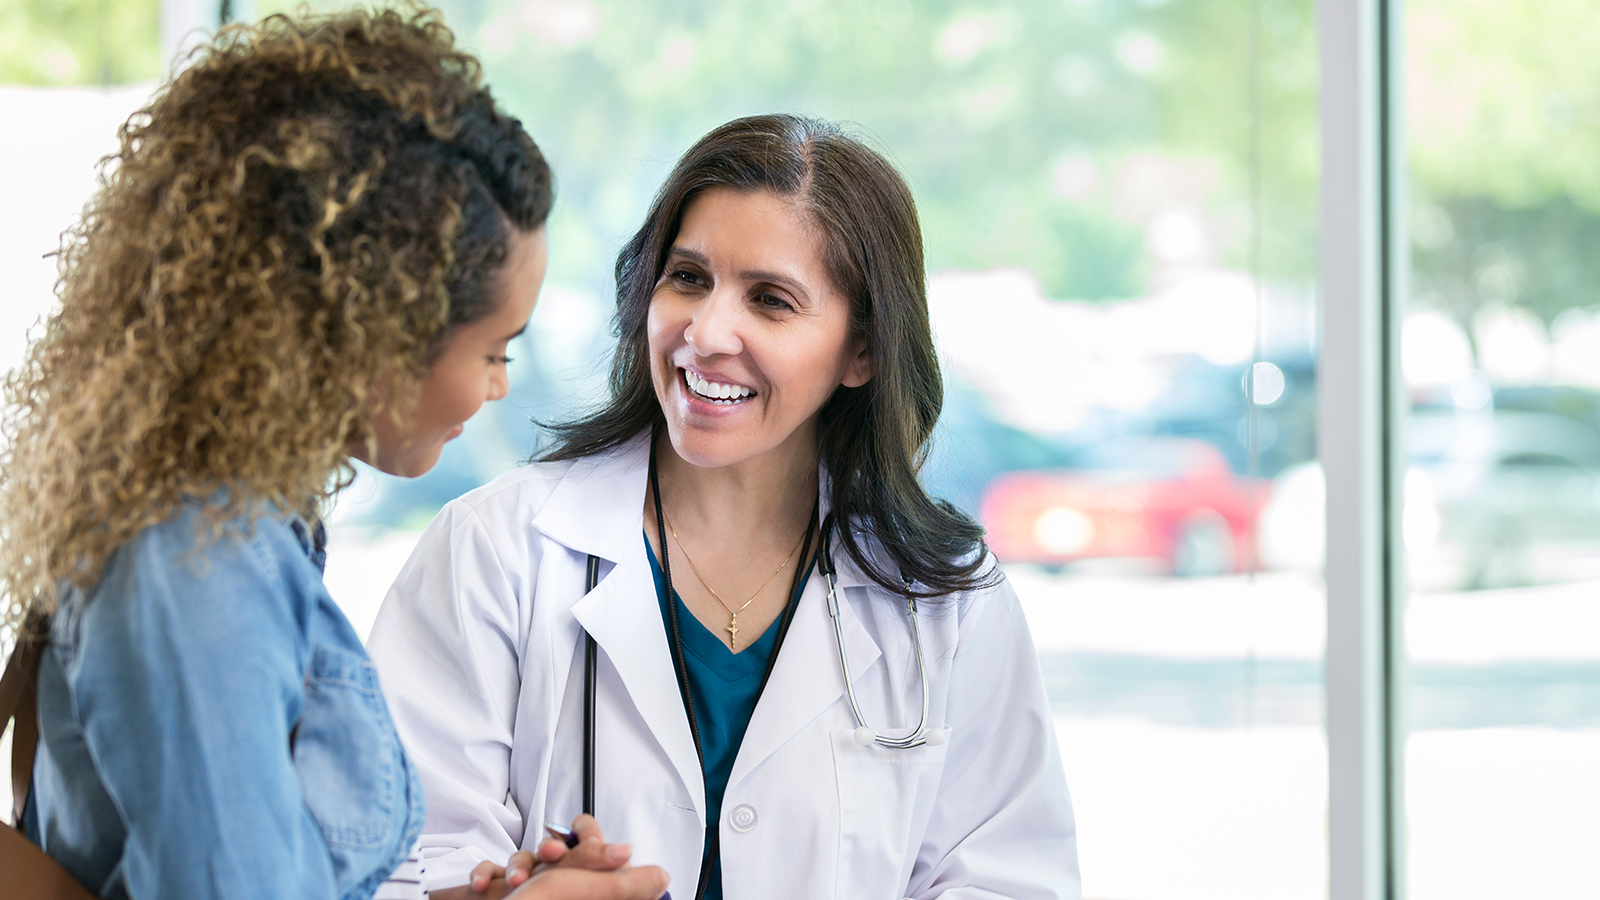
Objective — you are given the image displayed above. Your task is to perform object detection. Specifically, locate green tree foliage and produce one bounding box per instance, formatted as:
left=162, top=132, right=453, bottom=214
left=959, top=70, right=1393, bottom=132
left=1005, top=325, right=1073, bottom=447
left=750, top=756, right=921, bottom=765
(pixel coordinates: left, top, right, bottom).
left=251, top=0, right=1321, bottom=302
left=11, top=0, right=1594, bottom=326
left=1413, top=196, right=1600, bottom=331
left=8, top=0, right=1318, bottom=301
left=454, top=0, right=1324, bottom=301
left=435, top=0, right=1184, bottom=300
left=1154, top=0, right=1320, bottom=282
left=0, top=0, right=161, bottom=85
left=1405, top=0, right=1600, bottom=327
left=1408, top=0, right=1600, bottom=212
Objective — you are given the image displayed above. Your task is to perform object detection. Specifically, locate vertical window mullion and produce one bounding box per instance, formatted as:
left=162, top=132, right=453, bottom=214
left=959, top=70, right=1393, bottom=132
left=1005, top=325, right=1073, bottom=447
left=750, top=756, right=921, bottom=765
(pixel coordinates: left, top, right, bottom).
left=1319, top=0, right=1404, bottom=897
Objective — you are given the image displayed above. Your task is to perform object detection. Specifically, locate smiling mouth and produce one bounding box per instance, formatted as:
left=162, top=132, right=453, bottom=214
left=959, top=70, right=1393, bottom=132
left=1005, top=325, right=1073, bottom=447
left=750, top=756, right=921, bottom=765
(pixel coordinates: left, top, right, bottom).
left=683, top=368, right=755, bottom=405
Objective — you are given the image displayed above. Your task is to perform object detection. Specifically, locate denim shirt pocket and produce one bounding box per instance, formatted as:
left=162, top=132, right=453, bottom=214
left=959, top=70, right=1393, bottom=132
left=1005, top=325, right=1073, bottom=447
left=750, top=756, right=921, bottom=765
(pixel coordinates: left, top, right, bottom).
left=292, top=644, right=401, bottom=852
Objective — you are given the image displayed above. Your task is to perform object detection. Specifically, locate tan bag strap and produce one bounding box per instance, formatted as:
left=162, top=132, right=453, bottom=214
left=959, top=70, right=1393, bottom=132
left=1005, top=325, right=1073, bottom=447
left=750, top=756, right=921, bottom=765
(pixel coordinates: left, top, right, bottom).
left=2, top=617, right=47, bottom=827
left=0, top=615, right=99, bottom=900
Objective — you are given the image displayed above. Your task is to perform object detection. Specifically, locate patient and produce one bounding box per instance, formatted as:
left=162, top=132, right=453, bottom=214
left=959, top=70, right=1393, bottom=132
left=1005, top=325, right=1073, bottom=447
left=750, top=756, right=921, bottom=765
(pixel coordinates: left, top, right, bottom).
left=0, top=6, right=664, bottom=900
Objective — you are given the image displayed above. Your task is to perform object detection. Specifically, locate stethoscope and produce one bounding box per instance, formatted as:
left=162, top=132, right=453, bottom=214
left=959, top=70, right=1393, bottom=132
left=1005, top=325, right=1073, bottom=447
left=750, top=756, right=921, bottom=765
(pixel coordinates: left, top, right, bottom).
left=577, top=517, right=939, bottom=805
left=816, top=520, right=943, bottom=750
left=576, top=479, right=940, bottom=898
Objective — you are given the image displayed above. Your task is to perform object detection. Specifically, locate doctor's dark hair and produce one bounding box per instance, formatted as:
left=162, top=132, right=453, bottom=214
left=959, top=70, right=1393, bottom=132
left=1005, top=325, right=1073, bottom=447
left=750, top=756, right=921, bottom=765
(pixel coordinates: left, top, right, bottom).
left=542, top=114, right=994, bottom=599
left=1, top=6, right=552, bottom=632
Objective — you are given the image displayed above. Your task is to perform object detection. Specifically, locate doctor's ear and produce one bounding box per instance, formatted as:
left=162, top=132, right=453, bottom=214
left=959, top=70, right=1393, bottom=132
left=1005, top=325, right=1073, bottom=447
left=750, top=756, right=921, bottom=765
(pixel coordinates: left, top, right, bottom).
left=841, top=338, right=873, bottom=389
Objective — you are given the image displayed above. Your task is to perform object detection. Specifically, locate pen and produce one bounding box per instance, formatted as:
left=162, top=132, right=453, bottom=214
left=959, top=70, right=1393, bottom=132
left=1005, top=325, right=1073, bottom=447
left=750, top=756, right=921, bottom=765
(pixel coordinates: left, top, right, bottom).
left=543, top=821, right=580, bottom=848
left=540, top=822, right=670, bottom=900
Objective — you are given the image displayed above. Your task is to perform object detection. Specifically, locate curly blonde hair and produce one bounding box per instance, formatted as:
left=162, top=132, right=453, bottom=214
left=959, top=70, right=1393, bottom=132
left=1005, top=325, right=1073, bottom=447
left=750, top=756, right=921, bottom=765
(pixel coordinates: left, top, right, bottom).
left=0, top=5, right=552, bottom=635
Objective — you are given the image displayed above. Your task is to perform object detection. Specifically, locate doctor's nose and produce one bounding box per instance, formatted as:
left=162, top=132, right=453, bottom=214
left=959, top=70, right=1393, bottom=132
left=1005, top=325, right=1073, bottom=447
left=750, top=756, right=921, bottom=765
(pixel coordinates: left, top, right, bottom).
left=683, top=292, right=745, bottom=358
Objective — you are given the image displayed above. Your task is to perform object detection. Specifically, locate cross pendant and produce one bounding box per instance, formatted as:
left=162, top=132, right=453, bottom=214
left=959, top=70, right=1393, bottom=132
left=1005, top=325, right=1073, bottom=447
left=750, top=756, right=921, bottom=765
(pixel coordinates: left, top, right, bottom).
left=726, top=616, right=740, bottom=651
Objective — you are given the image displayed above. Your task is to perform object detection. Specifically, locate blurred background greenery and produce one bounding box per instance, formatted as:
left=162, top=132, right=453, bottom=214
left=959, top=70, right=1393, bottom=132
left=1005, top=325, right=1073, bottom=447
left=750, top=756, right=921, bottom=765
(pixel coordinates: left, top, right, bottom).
left=10, top=0, right=1597, bottom=366
left=5, top=0, right=1327, bottom=526
left=5, top=0, right=1317, bottom=299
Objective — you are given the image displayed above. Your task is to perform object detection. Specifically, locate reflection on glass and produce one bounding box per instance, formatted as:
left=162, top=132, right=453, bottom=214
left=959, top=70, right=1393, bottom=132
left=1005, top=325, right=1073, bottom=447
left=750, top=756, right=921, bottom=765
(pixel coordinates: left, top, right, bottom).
left=1403, top=0, right=1600, bottom=895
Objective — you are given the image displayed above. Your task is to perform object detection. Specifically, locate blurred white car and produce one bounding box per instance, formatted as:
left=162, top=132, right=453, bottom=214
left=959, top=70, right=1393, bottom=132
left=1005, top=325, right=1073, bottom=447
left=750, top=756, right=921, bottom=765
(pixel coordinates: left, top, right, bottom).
left=1258, top=411, right=1600, bottom=589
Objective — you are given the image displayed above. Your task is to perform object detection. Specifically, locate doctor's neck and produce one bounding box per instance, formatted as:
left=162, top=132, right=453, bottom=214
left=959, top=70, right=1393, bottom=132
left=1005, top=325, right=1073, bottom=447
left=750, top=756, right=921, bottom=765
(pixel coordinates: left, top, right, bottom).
left=650, top=429, right=819, bottom=542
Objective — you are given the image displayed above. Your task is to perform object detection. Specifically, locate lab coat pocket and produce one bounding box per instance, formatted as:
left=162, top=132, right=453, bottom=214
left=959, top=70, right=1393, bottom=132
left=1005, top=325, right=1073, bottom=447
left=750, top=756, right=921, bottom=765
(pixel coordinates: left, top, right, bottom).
left=831, top=729, right=950, bottom=899
left=294, top=645, right=401, bottom=851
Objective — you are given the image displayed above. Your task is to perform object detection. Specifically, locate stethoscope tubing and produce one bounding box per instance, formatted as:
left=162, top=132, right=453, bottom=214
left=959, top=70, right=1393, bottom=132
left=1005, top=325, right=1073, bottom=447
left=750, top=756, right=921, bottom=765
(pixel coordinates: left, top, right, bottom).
left=819, top=521, right=934, bottom=750
left=574, top=511, right=936, bottom=899
left=582, top=555, right=600, bottom=817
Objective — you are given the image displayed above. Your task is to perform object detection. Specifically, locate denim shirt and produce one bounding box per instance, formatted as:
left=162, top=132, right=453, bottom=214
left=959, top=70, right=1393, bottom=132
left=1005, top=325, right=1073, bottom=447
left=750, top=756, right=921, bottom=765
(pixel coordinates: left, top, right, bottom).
left=22, top=503, right=424, bottom=900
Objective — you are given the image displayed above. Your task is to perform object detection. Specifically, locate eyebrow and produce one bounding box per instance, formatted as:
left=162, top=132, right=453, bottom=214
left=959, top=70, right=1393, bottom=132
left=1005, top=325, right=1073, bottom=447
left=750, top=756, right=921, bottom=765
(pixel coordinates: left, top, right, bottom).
left=665, top=245, right=813, bottom=303
left=502, top=324, right=528, bottom=341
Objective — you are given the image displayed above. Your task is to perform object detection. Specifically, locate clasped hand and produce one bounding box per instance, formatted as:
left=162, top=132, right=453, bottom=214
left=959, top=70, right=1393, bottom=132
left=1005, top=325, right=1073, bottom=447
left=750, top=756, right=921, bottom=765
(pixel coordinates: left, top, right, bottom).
left=443, top=815, right=669, bottom=900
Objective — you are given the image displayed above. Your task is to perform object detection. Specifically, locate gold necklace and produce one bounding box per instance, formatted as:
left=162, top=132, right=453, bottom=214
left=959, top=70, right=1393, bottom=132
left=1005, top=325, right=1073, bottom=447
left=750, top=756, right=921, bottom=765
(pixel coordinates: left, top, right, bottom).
left=666, top=514, right=807, bottom=651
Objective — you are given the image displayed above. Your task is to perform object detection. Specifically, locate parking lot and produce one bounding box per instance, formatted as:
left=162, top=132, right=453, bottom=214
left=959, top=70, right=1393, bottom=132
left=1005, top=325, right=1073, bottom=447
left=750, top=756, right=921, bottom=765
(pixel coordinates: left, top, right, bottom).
left=312, top=532, right=1600, bottom=900
left=1012, top=567, right=1600, bottom=899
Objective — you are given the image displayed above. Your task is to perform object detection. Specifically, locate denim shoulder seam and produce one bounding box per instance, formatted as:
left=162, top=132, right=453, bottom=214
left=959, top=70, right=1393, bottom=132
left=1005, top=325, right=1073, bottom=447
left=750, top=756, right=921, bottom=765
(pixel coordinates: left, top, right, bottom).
left=242, top=516, right=296, bottom=602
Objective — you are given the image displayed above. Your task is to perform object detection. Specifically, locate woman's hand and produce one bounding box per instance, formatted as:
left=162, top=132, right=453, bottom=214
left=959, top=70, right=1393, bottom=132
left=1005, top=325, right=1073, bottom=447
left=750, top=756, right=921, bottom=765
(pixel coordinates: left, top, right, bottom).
left=506, top=865, right=669, bottom=900
left=430, top=864, right=667, bottom=900
left=451, top=810, right=636, bottom=890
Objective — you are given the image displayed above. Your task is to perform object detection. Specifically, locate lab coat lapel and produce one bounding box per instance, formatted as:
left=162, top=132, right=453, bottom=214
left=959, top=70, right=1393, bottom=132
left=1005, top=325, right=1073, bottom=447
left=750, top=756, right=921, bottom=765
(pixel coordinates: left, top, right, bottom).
left=568, top=530, right=708, bottom=820
left=727, top=553, right=881, bottom=791
left=530, top=436, right=650, bottom=565
left=536, top=437, right=707, bottom=818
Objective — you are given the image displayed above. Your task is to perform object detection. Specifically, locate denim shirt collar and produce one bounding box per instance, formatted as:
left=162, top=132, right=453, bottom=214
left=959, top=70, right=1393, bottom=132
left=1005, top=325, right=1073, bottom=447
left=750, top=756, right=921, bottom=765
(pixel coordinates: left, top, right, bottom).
left=287, top=517, right=328, bottom=574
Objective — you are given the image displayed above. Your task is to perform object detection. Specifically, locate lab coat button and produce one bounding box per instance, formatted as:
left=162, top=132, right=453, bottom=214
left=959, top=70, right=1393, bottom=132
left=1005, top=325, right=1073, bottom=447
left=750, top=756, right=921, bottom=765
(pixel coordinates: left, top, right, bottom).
left=729, top=804, right=758, bottom=833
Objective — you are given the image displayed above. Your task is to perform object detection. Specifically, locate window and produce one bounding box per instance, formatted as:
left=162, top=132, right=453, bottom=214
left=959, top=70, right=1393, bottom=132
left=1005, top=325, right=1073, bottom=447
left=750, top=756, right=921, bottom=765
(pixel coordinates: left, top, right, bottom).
left=1401, top=0, right=1600, bottom=895
left=3, top=4, right=1330, bottom=895
left=313, top=3, right=1330, bottom=896
left=8, top=1, right=1586, bottom=896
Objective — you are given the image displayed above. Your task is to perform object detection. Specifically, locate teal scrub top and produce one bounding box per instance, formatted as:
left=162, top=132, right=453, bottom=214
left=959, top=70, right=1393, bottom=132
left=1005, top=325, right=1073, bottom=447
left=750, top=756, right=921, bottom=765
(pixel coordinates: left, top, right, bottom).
left=644, top=536, right=813, bottom=900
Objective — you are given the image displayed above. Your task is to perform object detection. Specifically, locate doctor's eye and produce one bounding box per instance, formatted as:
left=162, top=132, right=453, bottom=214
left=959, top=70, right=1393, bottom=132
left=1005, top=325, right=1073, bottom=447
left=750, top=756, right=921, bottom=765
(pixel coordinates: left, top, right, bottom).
left=668, top=267, right=706, bottom=287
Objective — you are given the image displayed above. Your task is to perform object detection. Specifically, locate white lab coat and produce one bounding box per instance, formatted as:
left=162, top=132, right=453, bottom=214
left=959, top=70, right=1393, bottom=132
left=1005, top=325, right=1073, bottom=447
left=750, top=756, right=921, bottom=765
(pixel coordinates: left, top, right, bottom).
left=367, top=437, right=1079, bottom=899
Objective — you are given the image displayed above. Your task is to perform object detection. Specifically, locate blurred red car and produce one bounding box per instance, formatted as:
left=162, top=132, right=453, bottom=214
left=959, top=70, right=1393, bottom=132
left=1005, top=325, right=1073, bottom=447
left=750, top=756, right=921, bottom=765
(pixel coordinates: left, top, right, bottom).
left=979, top=437, right=1269, bottom=576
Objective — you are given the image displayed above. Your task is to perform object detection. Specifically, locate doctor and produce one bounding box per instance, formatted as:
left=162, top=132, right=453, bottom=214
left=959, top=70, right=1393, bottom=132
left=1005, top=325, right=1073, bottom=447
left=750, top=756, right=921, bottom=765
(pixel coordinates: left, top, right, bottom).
left=368, top=114, right=1079, bottom=900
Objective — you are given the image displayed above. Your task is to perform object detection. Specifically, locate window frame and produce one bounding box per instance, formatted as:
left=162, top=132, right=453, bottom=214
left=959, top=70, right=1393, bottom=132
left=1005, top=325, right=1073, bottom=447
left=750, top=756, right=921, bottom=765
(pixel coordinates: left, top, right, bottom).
left=1319, top=0, right=1407, bottom=897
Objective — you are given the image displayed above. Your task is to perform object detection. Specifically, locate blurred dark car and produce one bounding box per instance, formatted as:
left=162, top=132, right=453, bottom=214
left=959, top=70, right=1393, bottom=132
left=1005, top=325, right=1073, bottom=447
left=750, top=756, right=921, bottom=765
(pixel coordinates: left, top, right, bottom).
left=1493, top=383, right=1600, bottom=430
left=1139, top=353, right=1318, bottom=479
left=922, top=381, right=1077, bottom=517
left=979, top=437, right=1269, bottom=576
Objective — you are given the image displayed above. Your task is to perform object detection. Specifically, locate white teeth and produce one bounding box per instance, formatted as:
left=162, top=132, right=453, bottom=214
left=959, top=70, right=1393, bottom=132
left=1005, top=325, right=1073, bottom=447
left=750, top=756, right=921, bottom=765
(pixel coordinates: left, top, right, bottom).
left=685, top=370, right=752, bottom=403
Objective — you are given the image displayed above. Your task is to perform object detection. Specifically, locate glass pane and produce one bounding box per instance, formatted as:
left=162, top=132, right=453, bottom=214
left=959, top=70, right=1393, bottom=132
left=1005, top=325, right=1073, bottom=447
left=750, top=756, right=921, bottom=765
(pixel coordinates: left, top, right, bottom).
left=2, top=2, right=1326, bottom=895
left=1402, top=1, right=1600, bottom=895
left=360, top=3, right=1317, bottom=896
